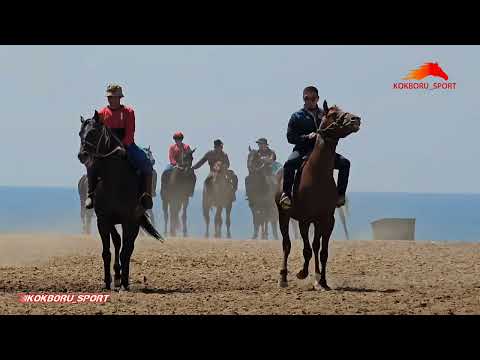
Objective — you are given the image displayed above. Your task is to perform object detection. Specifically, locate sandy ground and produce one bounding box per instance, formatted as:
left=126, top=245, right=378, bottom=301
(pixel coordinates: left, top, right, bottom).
left=1, top=233, right=480, bottom=315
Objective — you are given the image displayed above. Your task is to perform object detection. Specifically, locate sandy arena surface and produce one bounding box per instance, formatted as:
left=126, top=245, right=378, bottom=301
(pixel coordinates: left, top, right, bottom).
left=1, top=233, right=480, bottom=315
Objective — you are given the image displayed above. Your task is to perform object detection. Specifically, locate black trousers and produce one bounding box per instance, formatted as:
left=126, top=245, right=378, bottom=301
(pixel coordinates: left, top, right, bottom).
left=282, top=150, right=350, bottom=196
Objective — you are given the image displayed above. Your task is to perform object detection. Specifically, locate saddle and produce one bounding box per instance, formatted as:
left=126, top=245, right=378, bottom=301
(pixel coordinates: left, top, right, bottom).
left=292, top=154, right=310, bottom=198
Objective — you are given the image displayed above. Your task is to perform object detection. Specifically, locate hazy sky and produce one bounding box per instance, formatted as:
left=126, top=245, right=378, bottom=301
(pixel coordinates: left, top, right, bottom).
left=0, top=45, right=478, bottom=193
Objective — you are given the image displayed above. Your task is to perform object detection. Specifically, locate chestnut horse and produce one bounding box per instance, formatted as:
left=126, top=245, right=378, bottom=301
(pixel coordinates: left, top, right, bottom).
left=275, top=101, right=361, bottom=290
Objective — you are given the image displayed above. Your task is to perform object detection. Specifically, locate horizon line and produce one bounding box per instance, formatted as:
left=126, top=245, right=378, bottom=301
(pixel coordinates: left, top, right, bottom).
left=1, top=185, right=480, bottom=196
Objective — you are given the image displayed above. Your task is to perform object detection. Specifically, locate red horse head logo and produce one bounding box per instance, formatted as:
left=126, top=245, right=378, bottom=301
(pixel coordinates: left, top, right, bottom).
left=403, top=62, right=449, bottom=81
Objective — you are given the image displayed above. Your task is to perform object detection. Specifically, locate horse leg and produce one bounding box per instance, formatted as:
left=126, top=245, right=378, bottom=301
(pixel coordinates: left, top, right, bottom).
left=170, top=200, right=179, bottom=237
left=86, top=210, right=93, bottom=235
left=214, top=207, right=222, bottom=238
left=250, top=207, right=258, bottom=240
left=162, top=199, right=169, bottom=236
left=317, top=216, right=335, bottom=290
left=97, top=217, right=112, bottom=290
left=262, top=214, right=268, bottom=240
left=119, top=223, right=140, bottom=291
left=226, top=203, right=232, bottom=239
left=203, top=203, right=210, bottom=238
left=80, top=200, right=86, bottom=234
left=111, top=225, right=122, bottom=289
left=296, top=221, right=312, bottom=280
left=278, top=209, right=291, bottom=287
left=182, top=199, right=189, bottom=237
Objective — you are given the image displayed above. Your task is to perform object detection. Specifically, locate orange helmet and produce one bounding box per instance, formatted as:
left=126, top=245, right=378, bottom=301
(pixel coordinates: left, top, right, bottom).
left=173, top=131, right=184, bottom=140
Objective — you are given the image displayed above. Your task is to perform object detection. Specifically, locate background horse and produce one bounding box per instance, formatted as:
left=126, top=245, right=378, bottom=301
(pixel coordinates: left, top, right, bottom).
left=161, top=148, right=196, bottom=237
left=78, top=174, right=95, bottom=234
left=78, top=111, right=162, bottom=291
left=202, top=160, right=237, bottom=238
left=275, top=101, right=361, bottom=290
left=245, top=146, right=279, bottom=240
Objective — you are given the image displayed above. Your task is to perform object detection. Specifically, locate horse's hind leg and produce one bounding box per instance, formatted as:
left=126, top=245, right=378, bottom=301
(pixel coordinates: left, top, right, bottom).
left=271, top=220, right=279, bottom=240
left=170, top=201, right=179, bottom=237
left=80, top=200, right=86, bottom=234
left=97, top=217, right=112, bottom=290
left=225, top=204, right=232, bottom=239
left=86, top=210, right=93, bottom=235
left=250, top=207, right=259, bottom=240
left=203, top=202, right=210, bottom=238
left=278, top=208, right=291, bottom=287
left=120, top=223, right=140, bottom=291
left=182, top=199, right=189, bottom=237
left=214, top=207, right=222, bottom=238
left=162, top=200, right=169, bottom=236
left=296, top=221, right=312, bottom=280
left=111, top=225, right=122, bottom=289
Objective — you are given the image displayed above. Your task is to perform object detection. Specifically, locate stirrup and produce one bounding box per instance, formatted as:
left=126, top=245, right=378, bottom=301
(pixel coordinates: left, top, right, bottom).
left=279, top=193, right=292, bottom=209
left=85, top=196, right=94, bottom=209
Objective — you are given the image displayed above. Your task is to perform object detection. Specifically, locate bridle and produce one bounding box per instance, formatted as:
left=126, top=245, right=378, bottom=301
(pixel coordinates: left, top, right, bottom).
left=82, top=121, right=125, bottom=159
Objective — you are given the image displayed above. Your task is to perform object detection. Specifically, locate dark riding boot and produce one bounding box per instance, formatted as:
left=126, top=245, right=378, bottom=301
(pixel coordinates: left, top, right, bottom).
left=280, top=166, right=295, bottom=209
left=335, top=154, right=350, bottom=208
left=140, top=174, right=154, bottom=210
left=85, top=167, right=98, bottom=209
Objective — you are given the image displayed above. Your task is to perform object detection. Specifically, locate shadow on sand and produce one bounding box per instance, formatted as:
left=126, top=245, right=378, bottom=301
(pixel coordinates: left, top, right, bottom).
left=138, top=287, right=194, bottom=295
left=335, top=287, right=399, bottom=294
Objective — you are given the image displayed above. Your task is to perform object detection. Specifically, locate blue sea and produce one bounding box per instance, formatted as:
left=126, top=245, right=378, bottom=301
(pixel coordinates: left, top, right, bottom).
left=1, top=186, right=479, bottom=242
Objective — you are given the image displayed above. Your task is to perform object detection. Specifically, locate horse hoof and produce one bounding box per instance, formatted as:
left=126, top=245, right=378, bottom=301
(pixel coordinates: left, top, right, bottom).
left=114, top=278, right=122, bottom=288
left=119, top=285, right=130, bottom=292
left=321, top=282, right=331, bottom=291
left=296, top=270, right=308, bottom=280
left=278, top=279, right=288, bottom=288
left=313, top=274, right=330, bottom=291
left=104, top=284, right=111, bottom=290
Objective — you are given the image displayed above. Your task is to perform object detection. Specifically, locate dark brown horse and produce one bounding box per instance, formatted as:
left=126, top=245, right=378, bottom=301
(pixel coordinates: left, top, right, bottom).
left=78, top=111, right=163, bottom=291
left=275, top=101, right=361, bottom=290
left=245, top=147, right=279, bottom=240
left=162, top=148, right=196, bottom=237
left=202, top=161, right=237, bottom=238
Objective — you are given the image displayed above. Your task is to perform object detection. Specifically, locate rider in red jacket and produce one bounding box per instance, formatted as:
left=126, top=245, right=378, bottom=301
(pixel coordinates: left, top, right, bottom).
left=85, top=84, right=154, bottom=210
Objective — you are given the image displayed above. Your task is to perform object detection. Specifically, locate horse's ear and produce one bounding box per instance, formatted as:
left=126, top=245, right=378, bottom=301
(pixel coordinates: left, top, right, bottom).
left=80, top=116, right=85, bottom=123
left=248, top=145, right=251, bottom=152
left=192, top=147, right=196, bottom=153
left=147, top=146, right=150, bottom=151
left=323, top=100, right=329, bottom=114
left=93, top=110, right=100, bottom=122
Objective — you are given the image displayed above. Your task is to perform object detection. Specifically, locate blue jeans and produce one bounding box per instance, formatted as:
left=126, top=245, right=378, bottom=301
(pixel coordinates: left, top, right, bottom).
left=127, top=143, right=153, bottom=176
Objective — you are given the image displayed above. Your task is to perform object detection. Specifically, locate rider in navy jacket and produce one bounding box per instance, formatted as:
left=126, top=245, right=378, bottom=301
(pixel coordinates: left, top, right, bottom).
left=280, top=86, right=350, bottom=209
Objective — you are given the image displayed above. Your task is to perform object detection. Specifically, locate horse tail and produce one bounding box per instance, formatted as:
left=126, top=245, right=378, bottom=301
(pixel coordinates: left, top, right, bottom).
left=140, top=213, right=164, bottom=242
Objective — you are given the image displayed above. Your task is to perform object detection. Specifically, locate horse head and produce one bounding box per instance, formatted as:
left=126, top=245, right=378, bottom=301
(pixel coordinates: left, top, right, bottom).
left=142, top=146, right=156, bottom=166
left=78, top=110, right=109, bottom=164
left=247, top=146, right=262, bottom=173
left=182, top=147, right=196, bottom=168
left=319, top=100, right=361, bottom=141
